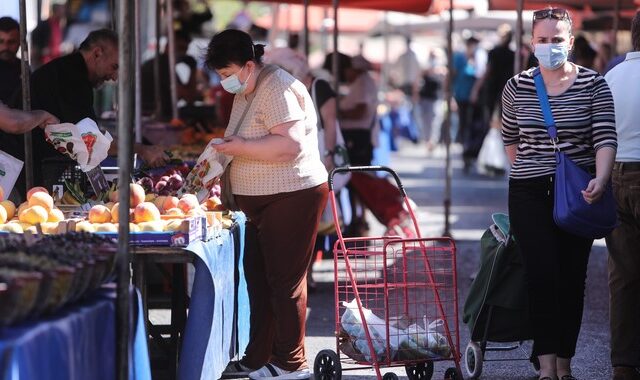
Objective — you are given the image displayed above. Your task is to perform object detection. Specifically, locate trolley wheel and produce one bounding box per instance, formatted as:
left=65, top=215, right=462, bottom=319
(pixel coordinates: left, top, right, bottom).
left=444, top=367, right=462, bottom=380
left=464, top=342, right=484, bottom=379
left=382, top=373, right=399, bottom=380
left=314, top=349, right=342, bottom=380
left=405, top=362, right=434, bottom=380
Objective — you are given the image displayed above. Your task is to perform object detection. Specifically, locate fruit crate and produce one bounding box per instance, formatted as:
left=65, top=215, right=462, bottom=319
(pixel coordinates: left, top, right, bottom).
left=91, top=216, right=207, bottom=247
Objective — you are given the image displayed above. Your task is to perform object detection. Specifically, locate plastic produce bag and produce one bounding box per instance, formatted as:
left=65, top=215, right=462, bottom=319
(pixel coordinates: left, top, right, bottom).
left=395, top=317, right=452, bottom=360
left=179, top=138, right=231, bottom=202
left=477, top=128, right=509, bottom=175
left=0, top=150, right=23, bottom=196
left=340, top=299, right=401, bottom=362
left=44, top=118, right=113, bottom=172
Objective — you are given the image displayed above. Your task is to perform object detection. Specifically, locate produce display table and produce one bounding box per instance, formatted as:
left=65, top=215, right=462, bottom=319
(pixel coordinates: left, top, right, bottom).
left=132, top=213, right=249, bottom=380
left=0, top=287, right=151, bottom=380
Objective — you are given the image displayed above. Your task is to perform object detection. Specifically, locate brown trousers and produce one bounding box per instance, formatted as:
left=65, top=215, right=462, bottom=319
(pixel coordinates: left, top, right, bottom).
left=236, top=183, right=329, bottom=371
left=606, top=165, right=640, bottom=368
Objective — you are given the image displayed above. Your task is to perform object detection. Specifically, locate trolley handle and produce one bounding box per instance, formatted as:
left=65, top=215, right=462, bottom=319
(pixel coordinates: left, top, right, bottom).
left=328, top=165, right=407, bottom=198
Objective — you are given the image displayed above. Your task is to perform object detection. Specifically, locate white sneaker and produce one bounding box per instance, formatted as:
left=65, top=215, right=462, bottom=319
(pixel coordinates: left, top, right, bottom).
left=248, top=363, right=311, bottom=380
left=221, top=361, right=253, bottom=378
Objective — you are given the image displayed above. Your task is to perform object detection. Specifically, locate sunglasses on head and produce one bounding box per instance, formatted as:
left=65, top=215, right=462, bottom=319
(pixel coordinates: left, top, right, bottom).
left=533, top=8, right=571, bottom=24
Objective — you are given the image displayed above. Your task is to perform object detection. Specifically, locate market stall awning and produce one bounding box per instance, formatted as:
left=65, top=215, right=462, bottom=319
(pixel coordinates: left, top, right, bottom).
left=489, top=0, right=640, bottom=11
left=255, top=4, right=381, bottom=32
left=264, top=0, right=432, bottom=14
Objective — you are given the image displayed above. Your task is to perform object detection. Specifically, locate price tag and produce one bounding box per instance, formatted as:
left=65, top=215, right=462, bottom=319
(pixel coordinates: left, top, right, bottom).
left=85, top=166, right=110, bottom=195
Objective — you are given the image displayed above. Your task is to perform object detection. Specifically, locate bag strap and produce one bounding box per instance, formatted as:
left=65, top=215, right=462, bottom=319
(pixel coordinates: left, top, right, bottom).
left=228, top=64, right=279, bottom=136
left=532, top=67, right=558, bottom=141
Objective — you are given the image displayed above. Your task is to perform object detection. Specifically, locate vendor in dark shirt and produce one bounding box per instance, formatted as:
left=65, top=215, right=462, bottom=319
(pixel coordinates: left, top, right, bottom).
left=0, top=17, right=22, bottom=105
left=12, top=29, right=169, bottom=191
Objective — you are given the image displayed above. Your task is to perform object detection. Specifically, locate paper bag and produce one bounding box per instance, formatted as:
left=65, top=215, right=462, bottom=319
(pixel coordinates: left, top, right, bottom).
left=178, top=138, right=231, bottom=202
left=44, top=118, right=113, bottom=172
left=0, top=150, right=24, bottom=197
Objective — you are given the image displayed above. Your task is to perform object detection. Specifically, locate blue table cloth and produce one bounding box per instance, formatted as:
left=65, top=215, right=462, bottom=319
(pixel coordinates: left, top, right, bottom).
left=178, top=213, right=248, bottom=380
left=0, top=287, right=151, bottom=380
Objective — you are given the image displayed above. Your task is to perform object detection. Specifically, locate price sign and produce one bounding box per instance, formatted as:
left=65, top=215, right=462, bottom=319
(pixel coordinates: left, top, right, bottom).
left=85, top=166, right=110, bottom=195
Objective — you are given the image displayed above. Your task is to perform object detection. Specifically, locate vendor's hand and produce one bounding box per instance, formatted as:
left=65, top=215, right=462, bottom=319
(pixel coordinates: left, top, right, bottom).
left=34, top=110, right=59, bottom=128
left=582, top=177, right=607, bottom=204
left=212, top=135, right=246, bottom=156
left=139, top=145, right=170, bottom=168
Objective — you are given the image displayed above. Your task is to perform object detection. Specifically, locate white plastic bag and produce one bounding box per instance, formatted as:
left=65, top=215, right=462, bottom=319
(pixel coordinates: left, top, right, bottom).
left=0, top=150, right=23, bottom=196
left=178, top=138, right=231, bottom=202
left=44, top=118, right=113, bottom=172
left=340, top=299, right=401, bottom=362
left=477, top=128, right=509, bottom=174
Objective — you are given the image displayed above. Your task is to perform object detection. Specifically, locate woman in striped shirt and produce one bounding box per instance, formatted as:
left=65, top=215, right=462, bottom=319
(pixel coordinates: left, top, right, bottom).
left=501, top=8, right=616, bottom=380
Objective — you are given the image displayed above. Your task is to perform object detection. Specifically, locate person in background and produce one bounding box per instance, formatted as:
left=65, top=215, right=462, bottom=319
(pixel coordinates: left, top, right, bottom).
left=173, top=0, right=213, bottom=36
left=594, top=41, right=612, bottom=74
left=392, top=37, right=421, bottom=100
left=0, top=17, right=22, bottom=105
left=571, top=35, right=597, bottom=70
left=604, top=10, right=640, bottom=380
left=0, top=102, right=58, bottom=134
left=417, top=54, right=441, bottom=153
left=502, top=7, right=616, bottom=380
left=141, top=30, right=201, bottom=120
left=10, top=29, right=168, bottom=192
left=470, top=23, right=514, bottom=124
left=31, top=1, right=68, bottom=68
left=208, top=29, right=328, bottom=380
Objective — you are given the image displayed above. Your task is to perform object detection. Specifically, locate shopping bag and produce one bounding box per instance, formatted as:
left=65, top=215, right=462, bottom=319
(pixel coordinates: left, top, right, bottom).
left=0, top=150, right=23, bottom=197
left=477, top=127, right=509, bottom=175
left=44, top=118, right=113, bottom=172
left=179, top=138, right=230, bottom=203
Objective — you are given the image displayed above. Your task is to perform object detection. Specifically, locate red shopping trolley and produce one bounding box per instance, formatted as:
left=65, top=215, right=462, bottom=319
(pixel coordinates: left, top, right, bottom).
left=313, top=166, right=463, bottom=380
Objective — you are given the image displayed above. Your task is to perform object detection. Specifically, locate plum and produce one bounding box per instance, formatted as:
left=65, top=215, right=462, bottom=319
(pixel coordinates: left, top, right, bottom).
left=154, top=180, right=167, bottom=192
left=136, top=177, right=155, bottom=193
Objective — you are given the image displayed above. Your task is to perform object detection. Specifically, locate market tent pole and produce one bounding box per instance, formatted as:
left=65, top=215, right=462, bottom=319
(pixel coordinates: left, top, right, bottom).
left=166, top=0, right=179, bottom=120
left=514, top=0, right=523, bottom=74
left=303, top=0, right=310, bottom=57
left=135, top=0, right=142, bottom=143
left=443, top=0, right=453, bottom=237
left=381, top=11, right=389, bottom=93
left=613, top=0, right=621, bottom=58
left=19, top=0, right=33, bottom=190
left=332, top=0, right=340, bottom=102
left=116, top=0, right=135, bottom=377
left=154, top=0, right=163, bottom=118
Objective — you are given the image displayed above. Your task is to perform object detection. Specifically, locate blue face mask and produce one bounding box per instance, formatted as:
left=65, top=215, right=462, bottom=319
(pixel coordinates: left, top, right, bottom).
left=534, top=43, right=569, bottom=70
left=220, top=65, right=252, bottom=94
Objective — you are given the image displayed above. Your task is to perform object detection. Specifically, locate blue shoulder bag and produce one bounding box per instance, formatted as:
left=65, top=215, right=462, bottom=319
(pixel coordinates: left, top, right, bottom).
left=532, top=68, right=617, bottom=239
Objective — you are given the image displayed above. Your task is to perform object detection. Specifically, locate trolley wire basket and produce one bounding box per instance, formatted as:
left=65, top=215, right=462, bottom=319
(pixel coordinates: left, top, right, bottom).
left=314, top=166, right=463, bottom=380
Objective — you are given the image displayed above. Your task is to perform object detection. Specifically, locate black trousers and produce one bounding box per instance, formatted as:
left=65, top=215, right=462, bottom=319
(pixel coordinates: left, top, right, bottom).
left=508, top=175, right=593, bottom=358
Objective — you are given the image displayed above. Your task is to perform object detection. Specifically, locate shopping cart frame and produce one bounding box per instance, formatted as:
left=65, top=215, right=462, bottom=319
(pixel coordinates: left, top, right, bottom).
left=314, top=166, right=464, bottom=380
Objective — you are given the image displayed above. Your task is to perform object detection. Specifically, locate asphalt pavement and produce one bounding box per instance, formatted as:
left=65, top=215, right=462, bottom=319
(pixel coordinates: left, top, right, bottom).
left=304, top=141, right=611, bottom=380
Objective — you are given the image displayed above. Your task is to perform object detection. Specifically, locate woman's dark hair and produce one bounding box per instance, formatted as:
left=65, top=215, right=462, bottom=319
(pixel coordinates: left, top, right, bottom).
left=632, top=10, right=640, bottom=52
left=204, top=29, right=265, bottom=70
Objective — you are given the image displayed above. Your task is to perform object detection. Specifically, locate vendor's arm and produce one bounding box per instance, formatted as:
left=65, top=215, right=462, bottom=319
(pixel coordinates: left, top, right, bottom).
left=0, top=104, right=59, bottom=134
left=106, top=136, right=170, bottom=167
left=214, top=120, right=303, bottom=162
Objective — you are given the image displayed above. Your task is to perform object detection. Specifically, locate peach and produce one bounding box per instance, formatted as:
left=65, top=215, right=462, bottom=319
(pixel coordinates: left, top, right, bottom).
left=28, top=192, right=54, bottom=212
left=26, top=186, right=48, bottom=201
left=75, top=221, right=95, bottom=233
left=206, top=196, right=225, bottom=211
left=187, top=208, right=206, bottom=218
left=129, top=223, right=140, bottom=233
left=19, top=205, right=48, bottom=225
left=164, top=207, right=184, bottom=217
left=0, top=223, right=22, bottom=233
left=130, top=183, right=146, bottom=207
left=0, top=185, right=3, bottom=201
left=134, top=202, right=161, bottom=223
left=40, top=222, right=60, bottom=234
left=178, top=194, right=199, bottom=213
left=145, top=193, right=157, bottom=202
left=47, top=208, right=65, bottom=222
left=137, top=221, right=165, bottom=232
left=164, top=219, right=186, bottom=232
left=163, top=196, right=179, bottom=212
left=0, top=200, right=15, bottom=220
left=110, top=203, right=134, bottom=224
left=0, top=206, right=6, bottom=224
left=89, top=205, right=112, bottom=223
left=94, top=223, right=118, bottom=233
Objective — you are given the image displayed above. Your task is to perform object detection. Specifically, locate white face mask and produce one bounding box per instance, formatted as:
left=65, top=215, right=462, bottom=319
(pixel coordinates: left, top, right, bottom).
left=534, top=43, right=569, bottom=70
left=220, top=65, right=252, bottom=94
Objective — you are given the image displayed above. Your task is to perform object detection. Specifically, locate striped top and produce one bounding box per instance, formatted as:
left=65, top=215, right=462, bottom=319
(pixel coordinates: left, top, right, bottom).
left=501, top=66, right=617, bottom=179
